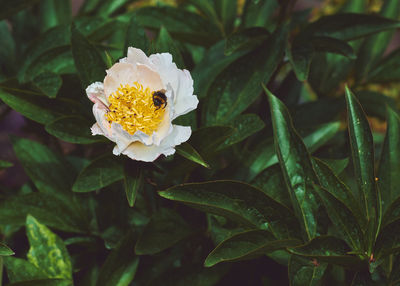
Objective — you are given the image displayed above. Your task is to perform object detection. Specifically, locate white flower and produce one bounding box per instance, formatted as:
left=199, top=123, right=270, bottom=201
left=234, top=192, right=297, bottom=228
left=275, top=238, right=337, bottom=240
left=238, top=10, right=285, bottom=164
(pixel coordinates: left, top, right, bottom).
left=86, top=47, right=199, bottom=162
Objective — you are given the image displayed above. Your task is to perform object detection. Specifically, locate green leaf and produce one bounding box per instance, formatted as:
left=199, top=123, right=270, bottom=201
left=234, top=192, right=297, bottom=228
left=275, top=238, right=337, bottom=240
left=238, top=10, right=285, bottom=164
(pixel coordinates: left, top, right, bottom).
left=242, top=0, right=278, bottom=29
left=135, top=6, right=221, bottom=46
left=345, top=87, right=379, bottom=240
left=240, top=121, right=341, bottom=182
left=290, top=236, right=362, bottom=268
left=351, top=271, right=374, bottom=286
left=378, top=107, right=400, bottom=211
left=0, top=0, right=40, bottom=20
left=96, top=0, right=130, bottom=17
left=375, top=219, right=400, bottom=259
left=214, top=0, right=237, bottom=35
left=224, top=27, right=269, bottom=56
left=124, top=163, right=143, bottom=207
left=135, top=209, right=191, bottom=255
left=38, top=0, right=71, bottom=32
left=191, top=40, right=247, bottom=99
left=266, top=87, right=319, bottom=241
left=11, top=136, right=77, bottom=195
left=96, top=233, right=139, bottom=286
left=204, top=230, right=301, bottom=267
left=0, top=159, right=13, bottom=168
left=72, top=155, right=124, bottom=193
left=288, top=254, right=327, bottom=286
left=159, top=181, right=300, bottom=240
left=368, top=47, right=400, bottom=83
left=319, top=158, right=349, bottom=176
left=204, top=26, right=287, bottom=125
left=355, top=0, right=400, bottom=82
left=32, top=72, right=62, bottom=98
left=0, top=20, right=16, bottom=76
left=355, top=90, right=396, bottom=119
left=26, top=215, right=72, bottom=280
left=4, top=257, right=47, bottom=283
left=124, top=15, right=149, bottom=55
left=0, top=193, right=88, bottom=233
left=45, top=115, right=104, bottom=144
left=0, top=242, right=14, bottom=256
left=6, top=279, right=72, bottom=286
left=218, top=113, right=265, bottom=150
left=0, top=86, right=76, bottom=125
left=302, top=13, right=400, bottom=41
left=155, top=26, right=185, bottom=69
left=71, top=24, right=106, bottom=87
left=382, top=196, right=400, bottom=227
left=175, top=142, right=210, bottom=168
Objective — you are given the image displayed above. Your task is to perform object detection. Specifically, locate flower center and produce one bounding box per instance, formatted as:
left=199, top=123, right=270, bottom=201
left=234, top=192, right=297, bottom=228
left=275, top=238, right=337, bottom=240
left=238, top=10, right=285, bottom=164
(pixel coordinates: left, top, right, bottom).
left=106, top=82, right=165, bottom=135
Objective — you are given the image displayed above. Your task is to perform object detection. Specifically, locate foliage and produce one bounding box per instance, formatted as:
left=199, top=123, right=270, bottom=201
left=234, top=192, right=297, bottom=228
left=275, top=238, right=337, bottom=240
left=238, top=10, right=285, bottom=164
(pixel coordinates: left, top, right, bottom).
left=1, top=0, right=400, bottom=285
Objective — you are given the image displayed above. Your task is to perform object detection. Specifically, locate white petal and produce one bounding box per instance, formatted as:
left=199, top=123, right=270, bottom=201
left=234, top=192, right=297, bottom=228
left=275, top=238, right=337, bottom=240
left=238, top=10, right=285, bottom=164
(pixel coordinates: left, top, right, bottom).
left=136, top=64, right=164, bottom=90
left=172, top=70, right=199, bottom=119
left=91, top=123, right=103, bottom=136
left=86, top=82, right=108, bottom=107
left=111, top=123, right=152, bottom=155
left=104, top=62, right=138, bottom=97
left=126, top=47, right=154, bottom=67
left=122, top=125, right=191, bottom=162
left=149, top=53, right=179, bottom=92
left=93, top=103, right=113, bottom=140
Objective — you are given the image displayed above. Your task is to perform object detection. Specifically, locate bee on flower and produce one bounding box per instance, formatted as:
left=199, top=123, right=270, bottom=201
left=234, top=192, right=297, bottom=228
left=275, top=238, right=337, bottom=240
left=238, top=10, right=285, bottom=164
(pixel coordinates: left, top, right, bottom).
left=86, top=47, right=199, bottom=162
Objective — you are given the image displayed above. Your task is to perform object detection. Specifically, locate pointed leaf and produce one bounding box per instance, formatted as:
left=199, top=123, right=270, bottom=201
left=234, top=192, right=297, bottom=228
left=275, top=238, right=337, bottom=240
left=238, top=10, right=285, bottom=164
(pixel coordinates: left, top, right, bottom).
left=26, top=215, right=72, bottom=280
left=290, top=236, right=362, bottom=268
left=375, top=219, right=400, bottom=259
left=4, top=257, right=47, bottom=283
left=378, top=107, right=400, bottom=210
left=72, top=155, right=124, bottom=193
left=289, top=254, right=327, bottom=286
left=176, top=142, right=210, bottom=168
left=224, top=27, right=269, bottom=56
left=32, top=72, right=62, bottom=98
left=124, top=164, right=143, bottom=207
left=266, top=87, right=319, bottom=240
left=345, top=87, right=379, bottom=226
left=204, top=230, right=301, bottom=267
left=159, top=181, right=300, bottom=240
left=369, top=47, right=400, bottom=83
left=0, top=242, right=14, bottom=256
left=45, top=115, right=104, bottom=144
left=71, top=24, right=106, bottom=87
left=135, top=209, right=191, bottom=255
left=0, top=0, right=40, bottom=20
left=97, top=233, right=139, bottom=286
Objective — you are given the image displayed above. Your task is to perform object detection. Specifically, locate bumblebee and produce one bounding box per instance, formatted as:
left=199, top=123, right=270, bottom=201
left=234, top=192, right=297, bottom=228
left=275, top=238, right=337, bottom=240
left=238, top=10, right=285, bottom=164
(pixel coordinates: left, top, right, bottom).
left=152, top=90, right=167, bottom=110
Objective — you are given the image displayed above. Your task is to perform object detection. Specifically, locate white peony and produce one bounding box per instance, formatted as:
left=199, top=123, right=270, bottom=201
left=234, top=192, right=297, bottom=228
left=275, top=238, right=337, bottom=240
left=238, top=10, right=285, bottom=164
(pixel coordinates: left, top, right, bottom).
left=86, top=47, right=198, bottom=162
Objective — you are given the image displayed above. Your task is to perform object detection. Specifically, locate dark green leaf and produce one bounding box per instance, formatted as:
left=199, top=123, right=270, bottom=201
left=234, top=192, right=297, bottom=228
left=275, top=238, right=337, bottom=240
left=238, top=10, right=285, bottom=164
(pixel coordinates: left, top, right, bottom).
left=319, top=158, right=349, bottom=176
left=382, top=196, right=400, bottom=227
left=0, top=193, right=88, bottom=233
left=288, top=254, right=327, bottom=286
left=378, top=107, right=400, bottom=211
left=124, top=164, right=143, bottom=207
left=218, top=113, right=265, bottom=150
left=290, top=236, right=362, bottom=268
left=155, top=27, right=184, bottom=69
left=124, top=15, right=149, bottom=55
left=0, top=87, right=76, bottom=124
left=32, top=72, right=62, bottom=98
left=159, top=181, right=300, bottom=240
left=266, top=87, right=319, bottom=241
left=345, top=87, right=379, bottom=244
left=369, top=47, right=400, bottom=83
left=71, top=24, right=106, bottom=87
left=0, top=20, right=16, bottom=76
left=355, top=0, right=400, bottom=82
left=4, top=257, right=47, bottom=283
left=97, top=233, right=139, bottom=286
left=45, top=115, right=104, bottom=144
left=375, top=219, right=400, bottom=259
left=135, top=209, right=191, bottom=255
left=355, top=90, right=396, bottom=119
left=38, top=0, right=71, bottom=32
left=11, top=136, right=76, bottom=195
left=242, top=0, right=278, bottom=29
left=135, top=6, right=221, bottom=46
left=176, top=142, right=210, bottom=168
left=204, top=230, right=301, bottom=267
left=72, top=155, right=124, bottom=193
left=205, top=26, right=287, bottom=125
left=26, top=215, right=72, bottom=280
left=97, top=0, right=130, bottom=17
left=0, top=242, right=14, bottom=256
left=351, top=271, right=374, bottom=286
left=224, top=27, right=269, bottom=56
left=0, top=0, right=40, bottom=21
left=302, top=13, right=400, bottom=41
left=214, top=0, right=237, bottom=35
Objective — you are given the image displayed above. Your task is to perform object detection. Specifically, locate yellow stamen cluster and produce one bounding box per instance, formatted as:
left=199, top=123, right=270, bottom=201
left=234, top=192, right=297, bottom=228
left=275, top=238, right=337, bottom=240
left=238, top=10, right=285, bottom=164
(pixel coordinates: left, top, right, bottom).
left=106, top=82, right=165, bottom=135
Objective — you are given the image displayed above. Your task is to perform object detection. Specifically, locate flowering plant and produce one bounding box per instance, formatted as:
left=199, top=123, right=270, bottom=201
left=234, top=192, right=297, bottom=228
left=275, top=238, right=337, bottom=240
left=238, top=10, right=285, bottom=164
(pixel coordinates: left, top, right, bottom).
left=86, top=48, right=198, bottom=162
